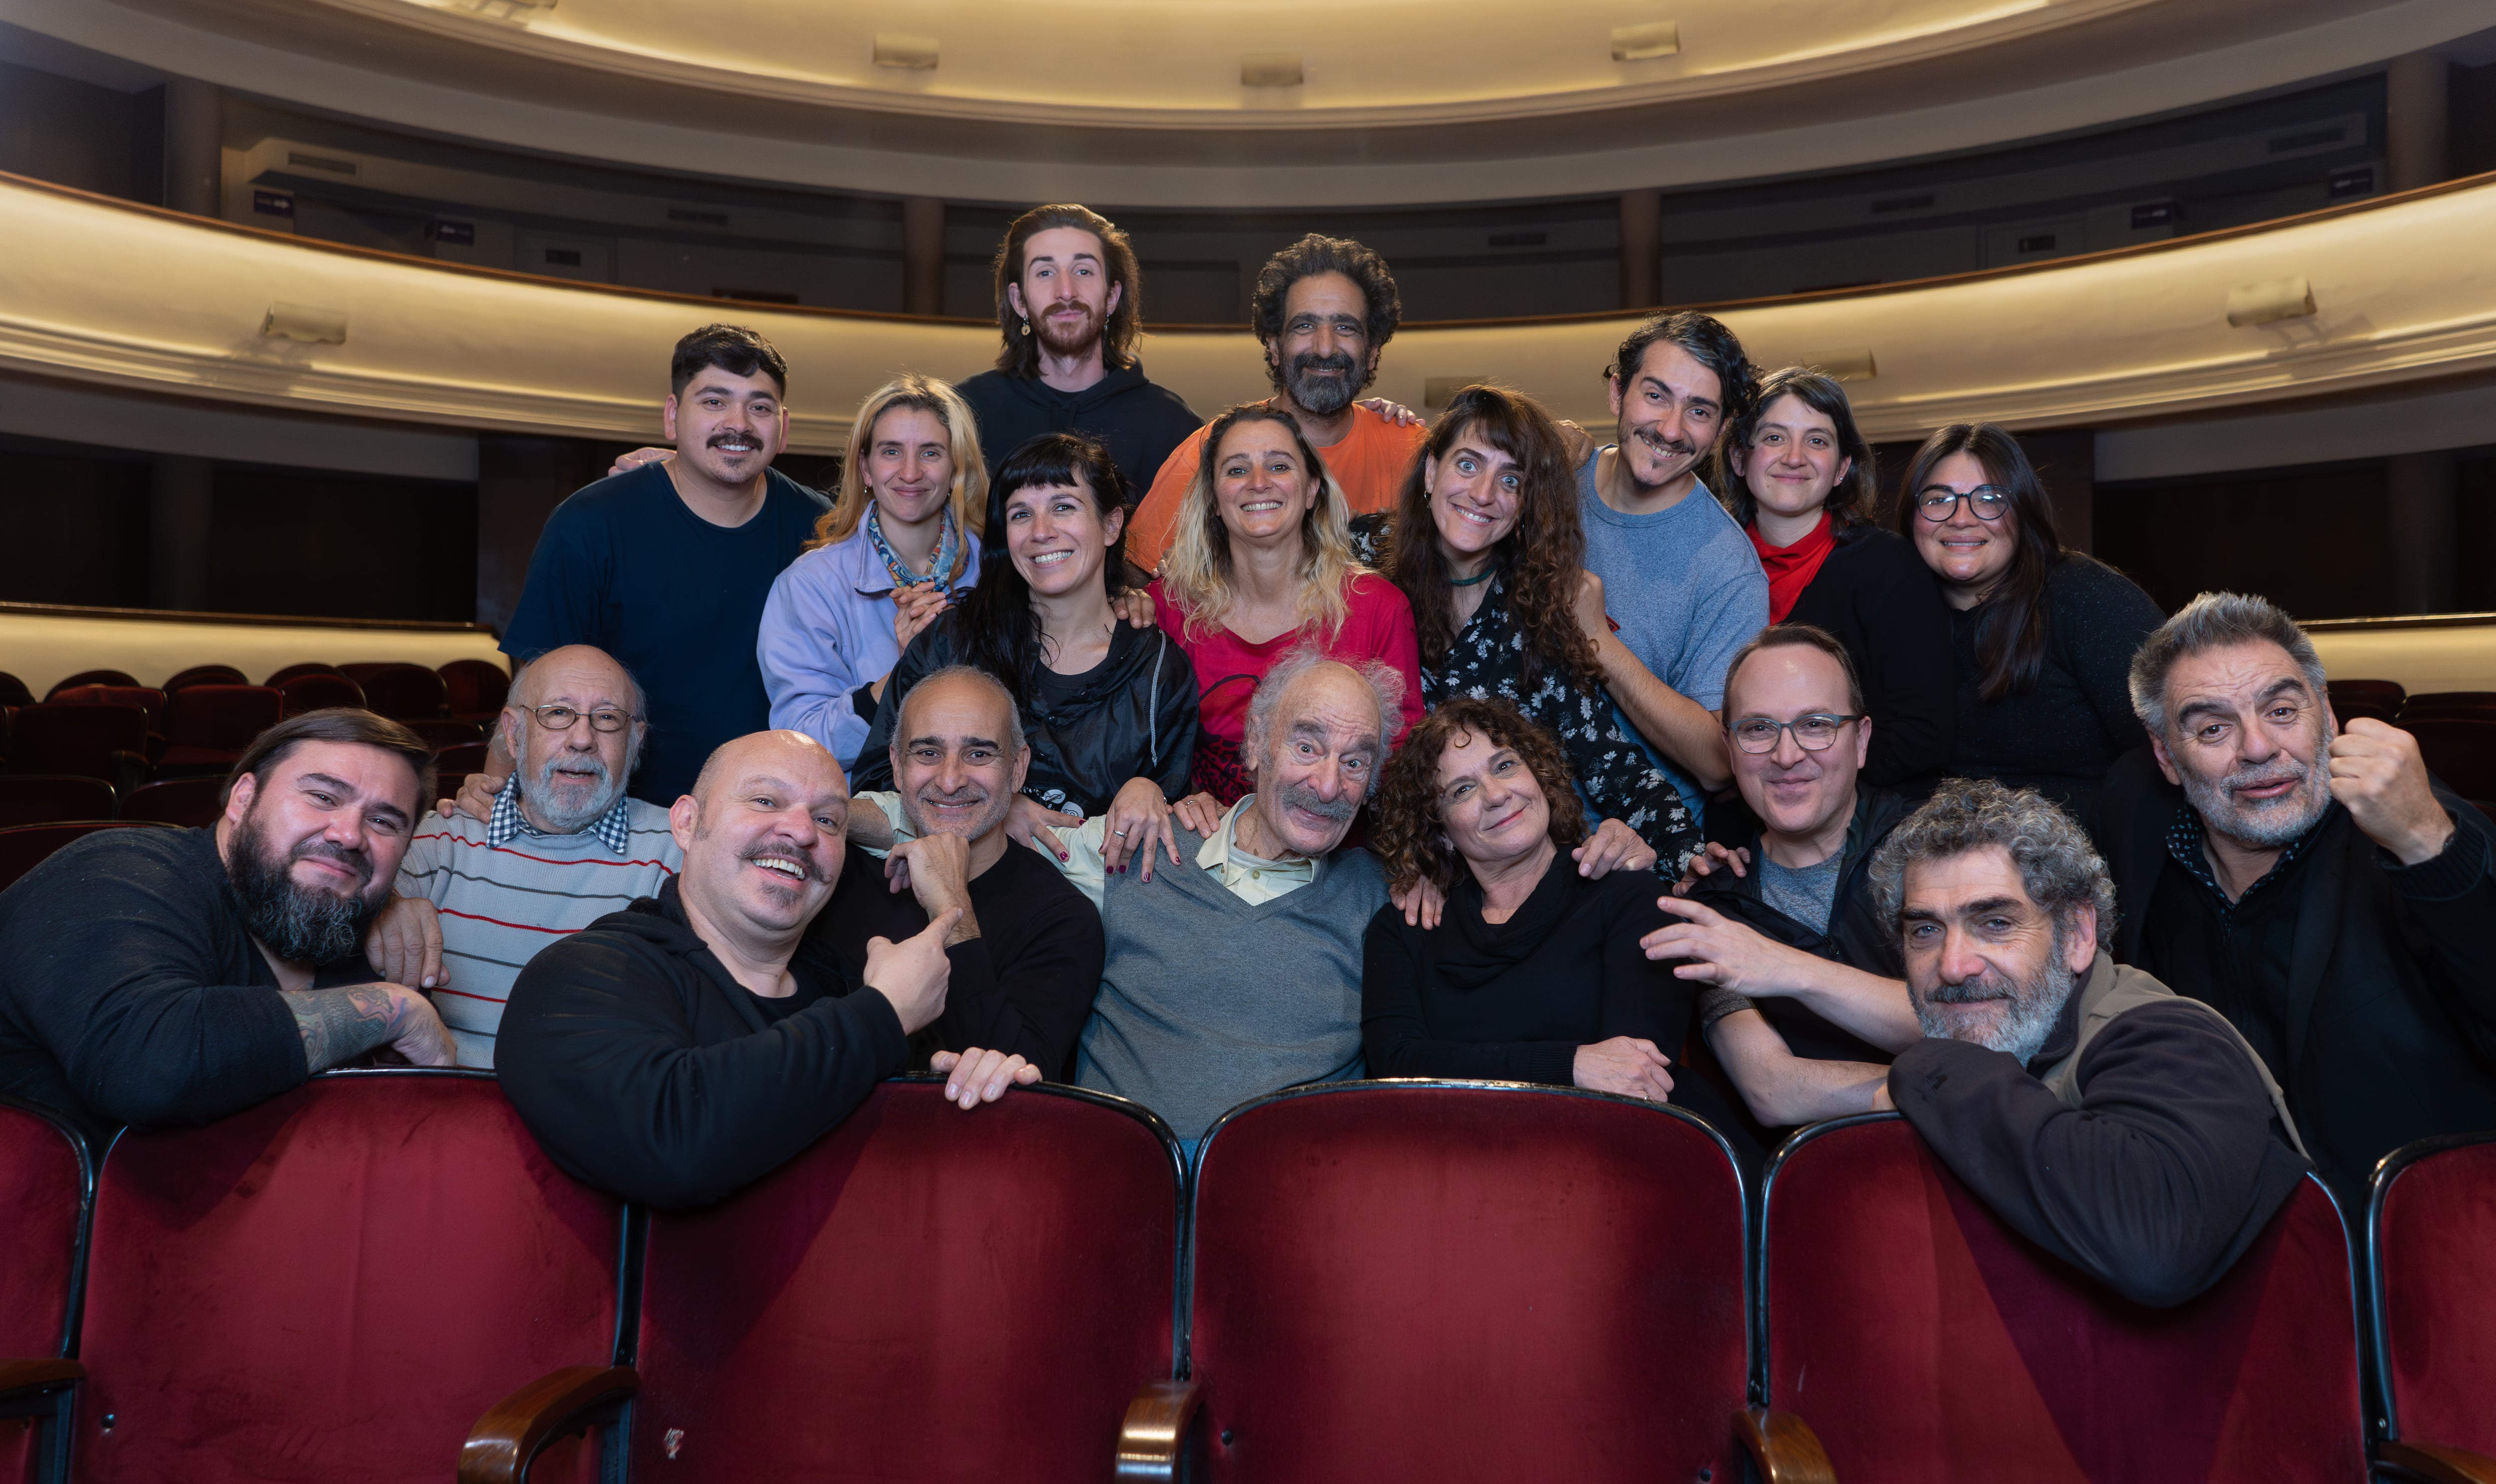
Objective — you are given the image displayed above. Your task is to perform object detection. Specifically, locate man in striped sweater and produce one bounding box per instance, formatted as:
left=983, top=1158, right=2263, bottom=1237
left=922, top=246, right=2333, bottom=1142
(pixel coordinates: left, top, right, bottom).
left=399, top=646, right=681, bottom=1067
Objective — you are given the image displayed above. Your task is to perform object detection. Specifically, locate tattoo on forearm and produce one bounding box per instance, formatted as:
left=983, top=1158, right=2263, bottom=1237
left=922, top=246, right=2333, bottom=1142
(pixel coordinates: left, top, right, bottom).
left=282, top=986, right=401, bottom=1071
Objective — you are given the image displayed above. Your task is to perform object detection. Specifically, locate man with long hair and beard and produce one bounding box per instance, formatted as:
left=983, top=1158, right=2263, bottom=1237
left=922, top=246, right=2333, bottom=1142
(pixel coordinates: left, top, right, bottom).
left=0, top=709, right=458, bottom=1152
left=1867, top=778, right=2309, bottom=1308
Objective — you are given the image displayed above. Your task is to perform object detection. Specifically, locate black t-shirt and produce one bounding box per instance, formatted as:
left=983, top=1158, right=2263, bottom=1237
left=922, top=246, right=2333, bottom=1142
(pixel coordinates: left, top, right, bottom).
left=502, top=463, right=830, bottom=806
left=954, top=364, right=1201, bottom=503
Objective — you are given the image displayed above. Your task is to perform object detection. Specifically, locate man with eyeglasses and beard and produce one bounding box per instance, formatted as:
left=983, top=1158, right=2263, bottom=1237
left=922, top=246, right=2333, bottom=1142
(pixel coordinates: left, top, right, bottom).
left=1871, top=777, right=2310, bottom=1307
left=396, top=646, right=682, bottom=1068
left=0, top=709, right=458, bottom=1153
left=1125, top=234, right=1427, bottom=573
left=2095, top=592, right=2496, bottom=1214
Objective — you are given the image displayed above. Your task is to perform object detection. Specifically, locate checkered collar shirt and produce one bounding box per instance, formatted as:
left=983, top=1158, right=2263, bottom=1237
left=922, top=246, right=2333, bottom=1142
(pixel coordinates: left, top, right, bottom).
left=487, top=774, right=635, bottom=857
left=2165, top=799, right=2332, bottom=921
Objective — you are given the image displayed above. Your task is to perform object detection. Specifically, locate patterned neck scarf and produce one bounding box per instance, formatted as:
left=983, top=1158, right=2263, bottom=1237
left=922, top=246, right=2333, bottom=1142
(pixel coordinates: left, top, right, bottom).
left=864, top=501, right=958, bottom=592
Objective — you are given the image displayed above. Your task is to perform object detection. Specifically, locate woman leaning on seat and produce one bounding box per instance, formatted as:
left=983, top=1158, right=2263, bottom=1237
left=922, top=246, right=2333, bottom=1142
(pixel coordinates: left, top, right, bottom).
left=1360, top=696, right=1700, bottom=1101
left=1721, top=367, right=1954, bottom=790
left=1897, top=422, right=2164, bottom=816
left=757, top=374, right=984, bottom=770
left=850, top=432, right=1200, bottom=862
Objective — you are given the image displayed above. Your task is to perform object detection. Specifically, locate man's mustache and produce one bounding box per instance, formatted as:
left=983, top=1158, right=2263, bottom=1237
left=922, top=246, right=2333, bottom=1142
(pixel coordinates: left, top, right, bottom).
left=1925, top=973, right=2014, bottom=1005
left=739, top=844, right=818, bottom=882
left=1276, top=781, right=1356, bottom=823
left=1632, top=426, right=1696, bottom=459
left=293, top=838, right=373, bottom=889
left=2224, top=758, right=2309, bottom=797
left=1290, top=351, right=1357, bottom=378
left=708, top=430, right=762, bottom=450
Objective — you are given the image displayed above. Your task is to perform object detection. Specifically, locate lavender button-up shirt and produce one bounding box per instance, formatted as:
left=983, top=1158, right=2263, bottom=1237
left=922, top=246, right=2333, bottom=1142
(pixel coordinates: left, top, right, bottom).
left=756, top=526, right=979, bottom=767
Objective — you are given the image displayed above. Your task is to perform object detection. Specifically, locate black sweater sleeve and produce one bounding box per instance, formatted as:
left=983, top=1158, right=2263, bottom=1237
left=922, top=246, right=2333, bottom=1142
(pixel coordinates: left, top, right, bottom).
left=2383, top=792, right=2496, bottom=1057
left=926, top=890, right=1105, bottom=1081
left=1888, top=1002, right=2305, bottom=1307
left=2054, top=560, right=2166, bottom=764
left=1359, top=908, right=1582, bottom=1085
left=496, top=936, right=910, bottom=1208
left=1148, top=631, right=1200, bottom=801
left=849, top=627, right=944, bottom=796
left=1854, top=540, right=1957, bottom=787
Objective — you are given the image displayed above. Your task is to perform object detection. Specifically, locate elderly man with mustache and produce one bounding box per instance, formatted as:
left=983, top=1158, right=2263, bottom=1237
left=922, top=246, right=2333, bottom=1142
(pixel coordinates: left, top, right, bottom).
left=2090, top=591, right=2496, bottom=1214
left=1871, top=777, right=2310, bottom=1307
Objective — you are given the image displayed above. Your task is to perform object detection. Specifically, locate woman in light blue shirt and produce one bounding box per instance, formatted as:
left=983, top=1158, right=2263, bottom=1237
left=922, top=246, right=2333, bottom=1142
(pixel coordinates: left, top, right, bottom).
left=757, top=375, right=985, bottom=767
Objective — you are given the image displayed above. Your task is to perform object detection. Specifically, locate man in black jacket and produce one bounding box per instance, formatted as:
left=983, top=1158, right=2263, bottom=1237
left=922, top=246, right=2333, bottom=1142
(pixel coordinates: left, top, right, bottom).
left=496, top=729, right=1003, bottom=1209
left=2099, top=591, right=2496, bottom=1212
left=1640, top=626, right=1918, bottom=1157
left=1874, top=778, right=2310, bottom=1308
left=807, top=666, right=1104, bottom=1082
left=954, top=204, right=1200, bottom=500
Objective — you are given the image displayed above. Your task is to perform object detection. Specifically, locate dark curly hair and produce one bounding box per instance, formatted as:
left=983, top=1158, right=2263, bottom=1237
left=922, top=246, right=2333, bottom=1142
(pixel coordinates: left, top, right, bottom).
left=1251, top=234, right=1401, bottom=390
left=1719, top=366, right=1879, bottom=531
left=1386, top=385, right=1599, bottom=692
left=1603, top=309, right=1758, bottom=440
left=990, top=204, right=1144, bottom=378
left=1370, top=696, right=1588, bottom=893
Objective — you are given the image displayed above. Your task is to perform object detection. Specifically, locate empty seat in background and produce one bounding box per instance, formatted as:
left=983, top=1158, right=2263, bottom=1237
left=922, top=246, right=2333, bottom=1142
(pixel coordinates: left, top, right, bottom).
left=0, top=673, right=31, bottom=709
left=278, top=673, right=365, bottom=717
left=0, top=776, right=116, bottom=828
left=0, top=821, right=176, bottom=893
left=354, top=665, right=450, bottom=722
left=439, top=660, right=512, bottom=725
left=2368, top=1133, right=2496, bottom=1482
left=434, top=773, right=475, bottom=808
left=2401, top=691, right=2496, bottom=721
left=1756, top=1114, right=2365, bottom=1483
left=121, top=779, right=227, bottom=829
left=0, top=1099, right=90, bottom=1482
left=2326, top=678, right=2405, bottom=727
left=434, top=742, right=490, bottom=776
left=406, top=719, right=485, bottom=750
left=6, top=705, right=148, bottom=790
left=157, top=686, right=285, bottom=776
left=264, top=662, right=345, bottom=688
left=2403, top=717, right=2496, bottom=802
left=161, top=665, right=248, bottom=693
left=43, top=671, right=138, bottom=699
left=49, top=685, right=169, bottom=739
left=68, top=1072, right=629, bottom=1484
left=1127, top=1081, right=1756, bottom=1483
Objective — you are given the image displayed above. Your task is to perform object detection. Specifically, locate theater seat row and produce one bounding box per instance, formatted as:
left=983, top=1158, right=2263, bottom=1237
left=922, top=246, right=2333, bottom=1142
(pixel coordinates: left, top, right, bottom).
left=0, top=1075, right=2490, bottom=1484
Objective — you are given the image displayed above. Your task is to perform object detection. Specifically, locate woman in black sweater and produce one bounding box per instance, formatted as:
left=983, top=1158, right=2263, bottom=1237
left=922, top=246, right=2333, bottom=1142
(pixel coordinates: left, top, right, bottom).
left=1361, top=696, right=1695, bottom=1098
left=1720, top=367, right=1953, bottom=789
left=1893, top=423, right=2165, bottom=814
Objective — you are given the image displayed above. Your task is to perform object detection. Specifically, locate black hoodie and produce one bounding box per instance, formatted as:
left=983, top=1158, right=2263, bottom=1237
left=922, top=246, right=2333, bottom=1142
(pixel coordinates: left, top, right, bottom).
left=955, top=363, right=1201, bottom=502
left=496, top=879, right=907, bottom=1208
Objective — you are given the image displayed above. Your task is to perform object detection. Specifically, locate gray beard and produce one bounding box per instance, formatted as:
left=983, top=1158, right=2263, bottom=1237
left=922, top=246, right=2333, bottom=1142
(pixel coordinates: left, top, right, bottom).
left=1916, top=944, right=2076, bottom=1066
left=2177, top=748, right=2331, bottom=851
left=228, top=814, right=380, bottom=964
left=523, top=751, right=627, bottom=834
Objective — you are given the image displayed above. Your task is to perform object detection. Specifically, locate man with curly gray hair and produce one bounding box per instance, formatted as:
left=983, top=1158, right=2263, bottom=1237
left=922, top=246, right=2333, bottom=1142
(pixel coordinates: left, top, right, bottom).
left=1867, top=778, right=2310, bottom=1307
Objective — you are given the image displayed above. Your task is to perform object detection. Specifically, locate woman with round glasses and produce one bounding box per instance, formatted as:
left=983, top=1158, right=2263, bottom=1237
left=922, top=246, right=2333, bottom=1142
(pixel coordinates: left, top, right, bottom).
left=1893, top=422, right=2163, bottom=811
left=1720, top=367, right=1953, bottom=788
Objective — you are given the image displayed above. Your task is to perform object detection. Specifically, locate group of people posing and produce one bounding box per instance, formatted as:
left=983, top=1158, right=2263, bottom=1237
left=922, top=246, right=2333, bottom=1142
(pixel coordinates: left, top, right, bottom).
left=1, top=205, right=2490, bottom=1314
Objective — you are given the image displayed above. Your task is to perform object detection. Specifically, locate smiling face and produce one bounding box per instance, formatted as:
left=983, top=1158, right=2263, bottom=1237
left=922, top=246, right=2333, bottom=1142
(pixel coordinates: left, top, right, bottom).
left=1425, top=426, right=1524, bottom=564
left=671, top=732, right=850, bottom=939
left=1265, top=271, right=1377, bottom=418
left=1003, top=474, right=1122, bottom=600
left=1006, top=226, right=1121, bottom=359
left=1734, top=393, right=1851, bottom=523
left=1607, top=338, right=1724, bottom=497
left=664, top=363, right=787, bottom=487
left=1724, top=642, right=1868, bottom=846
left=220, top=738, right=422, bottom=963
left=1899, top=845, right=2092, bottom=1064
left=1911, top=450, right=2018, bottom=600
left=893, top=671, right=1027, bottom=845
left=860, top=405, right=957, bottom=531
left=1433, top=727, right=1551, bottom=872
left=1211, top=419, right=1320, bottom=549
left=2150, top=639, right=2335, bottom=850
left=506, top=646, right=641, bottom=834
left=1248, top=665, right=1385, bottom=859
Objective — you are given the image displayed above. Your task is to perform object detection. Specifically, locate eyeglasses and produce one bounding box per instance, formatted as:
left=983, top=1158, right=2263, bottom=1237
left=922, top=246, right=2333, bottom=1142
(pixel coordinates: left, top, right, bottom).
left=1915, top=485, right=2011, bottom=523
left=529, top=704, right=631, bottom=734
left=1729, top=714, right=1863, bottom=753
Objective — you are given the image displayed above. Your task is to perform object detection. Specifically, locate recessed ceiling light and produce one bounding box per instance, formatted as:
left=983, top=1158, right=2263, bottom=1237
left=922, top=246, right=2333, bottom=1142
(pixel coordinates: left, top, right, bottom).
left=1611, top=21, right=1680, bottom=61
left=1242, top=53, right=1306, bottom=87
left=874, top=34, right=939, bottom=70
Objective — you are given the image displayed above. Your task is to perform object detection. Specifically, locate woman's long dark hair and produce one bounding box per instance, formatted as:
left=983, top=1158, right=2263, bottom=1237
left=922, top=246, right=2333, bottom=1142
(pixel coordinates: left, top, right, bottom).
left=1889, top=422, right=2064, bottom=702
left=1386, top=384, right=1599, bottom=691
left=957, top=433, right=1132, bottom=705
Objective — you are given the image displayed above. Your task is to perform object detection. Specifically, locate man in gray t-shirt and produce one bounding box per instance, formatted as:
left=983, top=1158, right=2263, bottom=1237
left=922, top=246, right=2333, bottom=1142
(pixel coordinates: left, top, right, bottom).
left=1756, top=852, right=1844, bottom=936
left=1572, top=312, right=1769, bottom=822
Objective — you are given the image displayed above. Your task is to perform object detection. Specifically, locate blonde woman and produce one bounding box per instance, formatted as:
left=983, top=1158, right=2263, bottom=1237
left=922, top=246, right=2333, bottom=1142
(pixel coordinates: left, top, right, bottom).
left=756, top=374, right=987, bottom=767
left=1151, top=403, right=1424, bottom=813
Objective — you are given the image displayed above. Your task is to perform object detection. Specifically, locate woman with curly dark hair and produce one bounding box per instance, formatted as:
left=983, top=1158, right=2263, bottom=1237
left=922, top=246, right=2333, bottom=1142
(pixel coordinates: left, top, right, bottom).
left=1364, top=383, right=1701, bottom=874
left=1361, top=697, right=1702, bottom=1099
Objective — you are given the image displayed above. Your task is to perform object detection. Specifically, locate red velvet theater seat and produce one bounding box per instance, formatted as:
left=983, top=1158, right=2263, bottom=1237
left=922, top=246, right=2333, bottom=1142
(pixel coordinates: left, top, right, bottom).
left=156, top=686, right=284, bottom=775
left=2369, top=1133, right=2496, bottom=1482
left=1759, top=1114, right=2366, bottom=1483
left=0, top=1099, right=91, bottom=1482
left=0, top=821, right=174, bottom=893
left=67, top=1072, right=625, bottom=1484
left=0, top=776, right=117, bottom=828
left=623, top=1079, right=1181, bottom=1480
left=160, top=666, right=248, bottom=693
left=439, top=660, right=512, bottom=725
left=276, top=673, right=365, bottom=717
left=119, top=779, right=227, bottom=829
left=1146, top=1081, right=1751, bottom=1483
left=352, top=665, right=449, bottom=722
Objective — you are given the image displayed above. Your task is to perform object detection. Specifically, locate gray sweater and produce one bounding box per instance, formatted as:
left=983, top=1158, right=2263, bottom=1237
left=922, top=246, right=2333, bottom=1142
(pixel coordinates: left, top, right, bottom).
left=1075, top=821, right=1387, bottom=1139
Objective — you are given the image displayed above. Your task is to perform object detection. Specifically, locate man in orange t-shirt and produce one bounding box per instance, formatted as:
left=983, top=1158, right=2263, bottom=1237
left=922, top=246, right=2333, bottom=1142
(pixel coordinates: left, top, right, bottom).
left=1128, top=234, right=1428, bottom=571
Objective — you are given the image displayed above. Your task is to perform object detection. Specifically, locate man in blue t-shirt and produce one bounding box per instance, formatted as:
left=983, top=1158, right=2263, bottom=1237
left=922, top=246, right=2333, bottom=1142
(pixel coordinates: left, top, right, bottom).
left=494, top=324, right=830, bottom=807
left=1573, top=309, right=1770, bottom=825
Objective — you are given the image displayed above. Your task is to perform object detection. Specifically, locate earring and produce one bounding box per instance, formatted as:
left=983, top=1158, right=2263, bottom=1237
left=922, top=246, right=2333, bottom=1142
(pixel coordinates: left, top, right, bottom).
left=1020, top=319, right=1031, bottom=337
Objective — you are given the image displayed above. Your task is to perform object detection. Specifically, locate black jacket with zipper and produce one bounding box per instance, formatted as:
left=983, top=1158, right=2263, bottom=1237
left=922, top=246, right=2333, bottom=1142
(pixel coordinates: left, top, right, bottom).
left=495, top=878, right=909, bottom=1209
left=955, top=363, right=1201, bottom=504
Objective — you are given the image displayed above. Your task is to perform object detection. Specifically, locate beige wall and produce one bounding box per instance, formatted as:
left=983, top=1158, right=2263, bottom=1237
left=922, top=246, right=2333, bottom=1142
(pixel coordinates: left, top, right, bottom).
left=0, top=610, right=504, bottom=696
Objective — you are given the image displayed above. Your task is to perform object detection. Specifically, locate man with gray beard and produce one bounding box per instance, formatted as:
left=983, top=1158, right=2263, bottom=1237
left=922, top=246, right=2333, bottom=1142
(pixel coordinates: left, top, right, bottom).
left=399, top=646, right=682, bottom=1067
left=2096, top=591, right=2496, bottom=1211
left=1871, top=778, right=2309, bottom=1307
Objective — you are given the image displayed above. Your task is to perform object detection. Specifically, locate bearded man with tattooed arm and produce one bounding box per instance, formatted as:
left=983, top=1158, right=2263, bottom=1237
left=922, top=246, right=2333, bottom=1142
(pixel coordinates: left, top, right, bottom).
left=0, top=710, right=459, bottom=1153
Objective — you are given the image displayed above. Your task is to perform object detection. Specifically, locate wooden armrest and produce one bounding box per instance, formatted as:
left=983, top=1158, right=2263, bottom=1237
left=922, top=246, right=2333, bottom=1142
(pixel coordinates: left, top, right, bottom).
left=1737, top=1406, right=1837, bottom=1484
left=2380, top=1441, right=2496, bottom=1484
left=1114, top=1378, right=1205, bottom=1482
left=457, top=1364, right=637, bottom=1484
left=0, top=1359, right=83, bottom=1404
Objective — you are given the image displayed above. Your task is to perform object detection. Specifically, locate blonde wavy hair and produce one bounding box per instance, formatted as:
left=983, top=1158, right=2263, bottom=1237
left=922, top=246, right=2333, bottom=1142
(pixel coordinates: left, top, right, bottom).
left=1159, top=404, right=1364, bottom=642
left=808, top=374, right=987, bottom=583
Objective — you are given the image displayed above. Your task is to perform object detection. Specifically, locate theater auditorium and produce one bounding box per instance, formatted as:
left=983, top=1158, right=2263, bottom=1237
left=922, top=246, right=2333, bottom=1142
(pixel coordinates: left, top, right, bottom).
left=2, top=1, right=2495, bottom=1479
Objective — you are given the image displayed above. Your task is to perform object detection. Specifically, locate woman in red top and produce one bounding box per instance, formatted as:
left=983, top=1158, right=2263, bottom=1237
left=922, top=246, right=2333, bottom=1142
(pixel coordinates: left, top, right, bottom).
left=1149, top=404, right=1424, bottom=812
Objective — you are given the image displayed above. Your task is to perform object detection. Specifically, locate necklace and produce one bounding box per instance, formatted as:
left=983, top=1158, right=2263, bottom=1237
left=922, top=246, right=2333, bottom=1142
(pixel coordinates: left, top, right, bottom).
left=1448, top=567, right=1496, bottom=587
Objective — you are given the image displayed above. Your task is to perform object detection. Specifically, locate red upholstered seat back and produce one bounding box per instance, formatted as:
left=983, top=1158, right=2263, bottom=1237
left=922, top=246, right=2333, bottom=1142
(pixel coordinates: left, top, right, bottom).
left=0, top=821, right=174, bottom=893
left=438, top=659, right=511, bottom=722
left=1186, top=1082, right=1748, bottom=1483
left=0, top=1100, right=87, bottom=1480
left=8, top=704, right=145, bottom=780
left=2371, top=1133, right=2496, bottom=1458
left=277, top=673, right=365, bottom=716
left=633, top=1079, right=1181, bottom=1479
left=71, top=1072, right=622, bottom=1484
left=1761, top=1115, right=2364, bottom=1484
left=353, top=665, right=449, bottom=722
left=163, top=685, right=283, bottom=754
